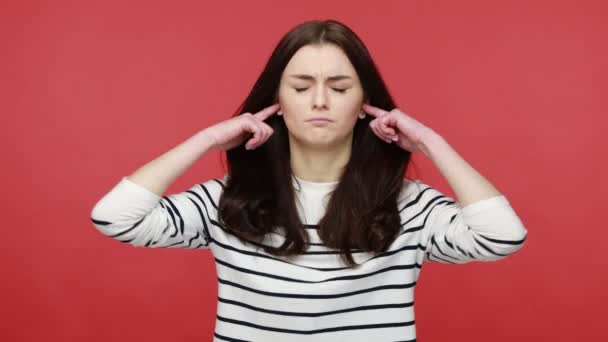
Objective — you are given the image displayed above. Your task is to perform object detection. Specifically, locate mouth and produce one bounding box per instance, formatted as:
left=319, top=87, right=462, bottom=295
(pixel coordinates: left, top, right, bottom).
left=306, top=117, right=334, bottom=122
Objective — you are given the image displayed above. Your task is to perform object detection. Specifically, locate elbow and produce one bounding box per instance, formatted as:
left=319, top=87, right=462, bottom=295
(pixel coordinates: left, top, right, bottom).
left=509, top=221, right=528, bottom=242
left=476, top=224, right=528, bottom=260
left=90, top=200, right=113, bottom=227
left=90, top=202, right=123, bottom=237
left=503, top=225, right=528, bottom=256
left=90, top=204, right=108, bottom=232
left=514, top=221, right=528, bottom=242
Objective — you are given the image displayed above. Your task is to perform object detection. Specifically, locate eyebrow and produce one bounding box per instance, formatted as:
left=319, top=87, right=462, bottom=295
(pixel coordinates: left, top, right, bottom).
left=288, top=74, right=352, bottom=81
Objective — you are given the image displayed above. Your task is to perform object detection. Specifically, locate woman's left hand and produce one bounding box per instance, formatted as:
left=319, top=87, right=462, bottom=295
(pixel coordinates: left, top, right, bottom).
left=362, top=104, right=435, bottom=155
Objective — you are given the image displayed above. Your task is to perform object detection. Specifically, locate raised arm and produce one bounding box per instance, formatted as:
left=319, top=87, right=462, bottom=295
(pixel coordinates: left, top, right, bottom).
left=362, top=103, right=528, bottom=264
left=90, top=129, right=221, bottom=249
left=90, top=103, right=280, bottom=249
left=414, top=181, right=527, bottom=264
left=417, top=132, right=527, bottom=264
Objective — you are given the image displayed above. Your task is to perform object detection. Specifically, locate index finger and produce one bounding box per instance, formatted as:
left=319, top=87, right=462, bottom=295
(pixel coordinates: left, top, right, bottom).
left=254, top=103, right=281, bottom=121
left=362, top=103, right=388, bottom=118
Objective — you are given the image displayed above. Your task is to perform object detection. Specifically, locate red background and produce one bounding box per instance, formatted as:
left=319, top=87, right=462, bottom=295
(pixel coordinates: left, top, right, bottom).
left=2, top=0, right=606, bottom=340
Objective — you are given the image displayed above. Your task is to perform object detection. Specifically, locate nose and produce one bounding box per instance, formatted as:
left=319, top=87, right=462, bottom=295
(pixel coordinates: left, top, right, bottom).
left=312, top=87, right=329, bottom=111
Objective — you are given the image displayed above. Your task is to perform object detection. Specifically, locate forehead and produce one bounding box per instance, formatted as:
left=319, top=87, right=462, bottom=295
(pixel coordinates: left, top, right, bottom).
left=283, top=44, right=357, bottom=79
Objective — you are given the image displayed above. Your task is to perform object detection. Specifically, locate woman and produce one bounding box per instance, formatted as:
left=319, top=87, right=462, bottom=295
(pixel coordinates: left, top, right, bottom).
left=91, top=19, right=528, bottom=342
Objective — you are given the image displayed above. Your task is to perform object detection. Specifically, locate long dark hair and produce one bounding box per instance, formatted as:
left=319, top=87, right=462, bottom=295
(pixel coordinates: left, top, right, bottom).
left=217, top=19, right=414, bottom=268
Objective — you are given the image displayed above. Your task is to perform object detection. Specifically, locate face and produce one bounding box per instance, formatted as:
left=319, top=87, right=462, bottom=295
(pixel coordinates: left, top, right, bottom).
left=277, top=43, right=366, bottom=148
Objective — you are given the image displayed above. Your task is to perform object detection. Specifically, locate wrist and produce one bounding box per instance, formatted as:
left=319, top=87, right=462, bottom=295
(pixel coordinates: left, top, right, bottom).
left=418, top=128, right=445, bottom=159
left=195, top=129, right=218, bottom=153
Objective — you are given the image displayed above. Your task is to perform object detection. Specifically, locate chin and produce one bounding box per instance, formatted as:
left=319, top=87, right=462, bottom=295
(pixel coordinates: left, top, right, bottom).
left=307, top=135, right=349, bottom=149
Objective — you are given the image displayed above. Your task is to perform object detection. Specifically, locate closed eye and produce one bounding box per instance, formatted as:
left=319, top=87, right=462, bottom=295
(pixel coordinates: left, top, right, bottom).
left=294, top=88, right=348, bottom=93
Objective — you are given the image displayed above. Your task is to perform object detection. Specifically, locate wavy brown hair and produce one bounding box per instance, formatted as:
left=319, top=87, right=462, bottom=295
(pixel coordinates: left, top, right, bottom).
left=217, top=19, right=415, bottom=268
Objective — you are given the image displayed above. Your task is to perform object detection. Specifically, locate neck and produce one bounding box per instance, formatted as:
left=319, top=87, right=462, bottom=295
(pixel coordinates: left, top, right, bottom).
left=289, top=133, right=352, bottom=183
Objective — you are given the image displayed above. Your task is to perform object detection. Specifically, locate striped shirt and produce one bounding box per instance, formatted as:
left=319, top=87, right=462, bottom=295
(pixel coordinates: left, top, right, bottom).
left=90, top=174, right=528, bottom=342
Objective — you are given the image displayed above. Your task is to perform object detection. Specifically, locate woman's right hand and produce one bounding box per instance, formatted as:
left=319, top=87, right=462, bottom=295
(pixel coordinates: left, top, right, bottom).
left=204, top=103, right=281, bottom=151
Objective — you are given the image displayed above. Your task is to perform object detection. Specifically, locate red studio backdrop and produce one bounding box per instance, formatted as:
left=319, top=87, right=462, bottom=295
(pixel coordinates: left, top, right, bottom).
left=2, top=0, right=606, bottom=341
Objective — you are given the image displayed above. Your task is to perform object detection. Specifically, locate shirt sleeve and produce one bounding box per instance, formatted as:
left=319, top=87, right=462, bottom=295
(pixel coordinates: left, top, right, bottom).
left=90, top=175, right=226, bottom=249
left=414, top=180, right=528, bottom=264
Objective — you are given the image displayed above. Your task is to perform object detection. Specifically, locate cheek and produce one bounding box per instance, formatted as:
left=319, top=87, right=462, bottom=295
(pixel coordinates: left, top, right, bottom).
left=278, top=96, right=306, bottom=116
left=335, top=102, right=362, bottom=124
left=281, top=114, right=305, bottom=138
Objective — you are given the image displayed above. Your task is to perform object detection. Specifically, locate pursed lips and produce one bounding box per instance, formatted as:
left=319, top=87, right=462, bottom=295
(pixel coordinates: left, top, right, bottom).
left=306, top=117, right=334, bottom=122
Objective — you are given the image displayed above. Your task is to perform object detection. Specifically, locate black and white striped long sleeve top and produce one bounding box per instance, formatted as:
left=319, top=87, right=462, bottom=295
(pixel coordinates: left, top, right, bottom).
left=90, top=174, right=528, bottom=342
